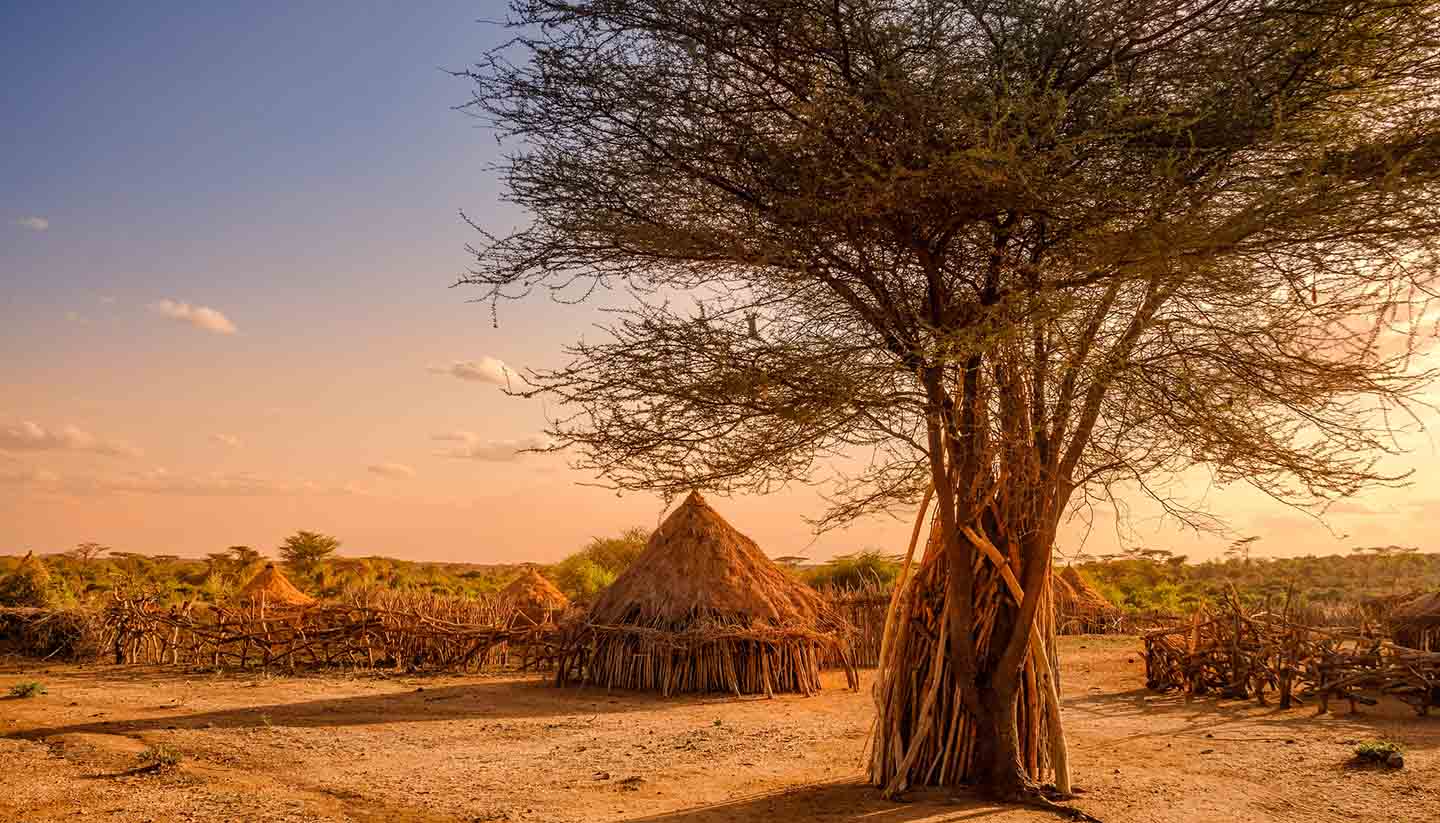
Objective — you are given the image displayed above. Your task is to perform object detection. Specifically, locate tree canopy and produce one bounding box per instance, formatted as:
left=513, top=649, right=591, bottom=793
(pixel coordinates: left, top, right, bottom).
left=458, top=0, right=1440, bottom=804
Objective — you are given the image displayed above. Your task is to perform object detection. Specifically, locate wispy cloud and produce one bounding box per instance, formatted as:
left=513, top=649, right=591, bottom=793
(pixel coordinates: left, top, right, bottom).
left=427, top=357, right=518, bottom=386
left=14, top=216, right=49, bottom=232
left=0, top=465, right=357, bottom=497
left=0, top=421, right=141, bottom=458
left=151, top=299, right=237, bottom=335
left=211, top=433, right=242, bottom=448
left=367, top=462, right=416, bottom=478
left=433, top=431, right=550, bottom=461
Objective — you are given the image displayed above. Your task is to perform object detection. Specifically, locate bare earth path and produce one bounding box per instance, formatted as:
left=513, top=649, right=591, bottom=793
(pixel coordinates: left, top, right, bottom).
left=2, top=636, right=1436, bottom=823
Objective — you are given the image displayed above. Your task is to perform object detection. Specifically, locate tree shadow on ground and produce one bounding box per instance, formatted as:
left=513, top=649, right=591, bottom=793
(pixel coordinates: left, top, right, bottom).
left=5, top=676, right=806, bottom=741
left=619, top=781, right=1045, bottom=823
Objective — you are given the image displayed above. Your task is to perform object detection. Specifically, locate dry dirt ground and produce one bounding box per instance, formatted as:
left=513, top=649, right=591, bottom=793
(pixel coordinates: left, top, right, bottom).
left=1, top=635, right=1437, bottom=823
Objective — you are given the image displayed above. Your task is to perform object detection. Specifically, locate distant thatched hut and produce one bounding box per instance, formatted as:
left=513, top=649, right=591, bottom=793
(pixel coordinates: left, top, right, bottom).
left=500, top=567, right=570, bottom=625
left=1390, top=592, right=1440, bottom=651
left=0, top=552, right=53, bottom=608
left=559, top=491, right=857, bottom=696
left=1054, top=566, right=1121, bottom=634
left=237, top=563, right=316, bottom=608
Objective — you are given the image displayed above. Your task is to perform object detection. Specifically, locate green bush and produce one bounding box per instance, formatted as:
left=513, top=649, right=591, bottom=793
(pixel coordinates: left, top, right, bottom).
left=1354, top=740, right=1403, bottom=763
left=8, top=681, right=46, bottom=699
left=549, top=527, right=649, bottom=600
left=803, top=549, right=901, bottom=590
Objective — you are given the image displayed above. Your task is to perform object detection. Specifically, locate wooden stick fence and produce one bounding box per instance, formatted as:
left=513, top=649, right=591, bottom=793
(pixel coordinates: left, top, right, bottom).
left=98, top=590, right=558, bottom=674
left=1143, top=592, right=1440, bottom=716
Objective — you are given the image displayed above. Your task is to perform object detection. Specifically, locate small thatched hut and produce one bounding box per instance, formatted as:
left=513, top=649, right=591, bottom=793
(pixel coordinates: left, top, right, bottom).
left=500, top=567, right=570, bottom=625
left=559, top=490, right=857, bottom=696
left=237, top=563, right=316, bottom=608
left=1390, top=592, right=1440, bottom=651
left=1054, top=566, right=1121, bottom=634
left=0, top=552, right=53, bottom=608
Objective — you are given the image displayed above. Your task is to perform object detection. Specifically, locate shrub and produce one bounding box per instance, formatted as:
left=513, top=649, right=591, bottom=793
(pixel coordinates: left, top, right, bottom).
left=8, top=681, right=46, bottom=698
left=803, top=549, right=901, bottom=590
left=1354, top=740, right=1403, bottom=763
left=138, top=744, right=183, bottom=769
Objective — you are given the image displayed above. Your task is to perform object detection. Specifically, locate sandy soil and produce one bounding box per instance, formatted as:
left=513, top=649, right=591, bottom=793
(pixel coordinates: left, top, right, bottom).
left=1, top=635, right=1436, bottom=823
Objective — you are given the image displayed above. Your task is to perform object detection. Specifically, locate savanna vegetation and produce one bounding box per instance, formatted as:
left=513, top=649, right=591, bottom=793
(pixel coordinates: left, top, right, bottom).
left=5, top=532, right=1435, bottom=615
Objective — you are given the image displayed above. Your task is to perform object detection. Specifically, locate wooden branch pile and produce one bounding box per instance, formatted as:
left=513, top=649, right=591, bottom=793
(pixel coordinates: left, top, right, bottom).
left=0, top=606, right=102, bottom=661
left=100, top=591, right=557, bottom=673
left=1143, top=594, right=1440, bottom=716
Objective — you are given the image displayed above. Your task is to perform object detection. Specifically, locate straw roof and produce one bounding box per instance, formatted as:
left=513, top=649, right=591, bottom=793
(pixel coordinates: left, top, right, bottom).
left=589, top=490, right=842, bottom=629
left=16, top=551, right=49, bottom=583
left=237, top=563, right=315, bottom=607
left=1390, top=591, right=1440, bottom=626
left=500, top=568, right=570, bottom=618
left=1058, top=566, right=1118, bottom=615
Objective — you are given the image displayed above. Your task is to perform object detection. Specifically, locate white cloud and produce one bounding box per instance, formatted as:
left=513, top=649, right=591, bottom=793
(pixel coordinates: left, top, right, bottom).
left=433, top=431, right=550, bottom=461
left=427, top=357, right=517, bottom=386
left=367, top=462, right=416, bottom=478
left=151, top=299, right=237, bottom=335
left=64, top=311, right=86, bottom=324
left=15, top=216, right=49, bottom=232
left=211, top=434, right=241, bottom=448
left=0, top=421, right=141, bottom=458
left=0, top=465, right=355, bottom=497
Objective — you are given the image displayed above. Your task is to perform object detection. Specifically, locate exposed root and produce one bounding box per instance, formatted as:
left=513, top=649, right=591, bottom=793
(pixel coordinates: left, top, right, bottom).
left=1003, top=786, right=1103, bottom=823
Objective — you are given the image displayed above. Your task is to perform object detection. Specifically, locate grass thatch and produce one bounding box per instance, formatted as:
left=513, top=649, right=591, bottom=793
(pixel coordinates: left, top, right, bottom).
left=500, top=568, right=571, bottom=625
left=560, top=490, right=857, bottom=696
left=0, top=552, right=53, bottom=608
left=1391, top=591, right=1440, bottom=650
left=1055, top=566, right=1120, bottom=633
left=236, top=563, right=316, bottom=608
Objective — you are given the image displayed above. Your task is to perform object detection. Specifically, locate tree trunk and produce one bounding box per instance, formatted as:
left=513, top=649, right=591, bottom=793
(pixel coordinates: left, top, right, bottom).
left=870, top=508, right=1063, bottom=797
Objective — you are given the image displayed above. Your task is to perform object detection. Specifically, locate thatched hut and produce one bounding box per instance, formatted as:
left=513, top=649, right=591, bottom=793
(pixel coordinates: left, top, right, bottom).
left=500, top=567, right=570, bottom=625
left=237, top=563, right=316, bottom=608
left=559, top=491, right=858, bottom=696
left=1054, top=566, right=1121, bottom=634
left=0, top=552, right=53, bottom=608
left=1390, top=592, right=1440, bottom=651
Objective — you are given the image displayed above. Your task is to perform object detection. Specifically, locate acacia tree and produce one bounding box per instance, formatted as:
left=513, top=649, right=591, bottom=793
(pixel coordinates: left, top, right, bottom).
left=278, top=531, right=339, bottom=575
left=457, top=0, right=1440, bottom=808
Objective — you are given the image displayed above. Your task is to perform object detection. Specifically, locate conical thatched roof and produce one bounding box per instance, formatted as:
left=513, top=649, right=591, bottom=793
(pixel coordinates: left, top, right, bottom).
left=1059, top=566, right=1117, bottom=615
left=500, top=567, right=570, bottom=618
left=588, top=490, right=840, bottom=629
left=237, top=563, right=315, bottom=607
left=17, top=551, right=49, bottom=583
left=1390, top=591, right=1440, bottom=626
left=0, top=551, right=53, bottom=608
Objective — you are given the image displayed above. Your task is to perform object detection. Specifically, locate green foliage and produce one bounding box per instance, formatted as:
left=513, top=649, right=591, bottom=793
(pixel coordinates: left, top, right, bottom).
left=803, top=549, right=902, bottom=590
left=1353, top=740, right=1404, bottom=768
left=1078, top=550, right=1440, bottom=613
left=278, top=530, right=340, bottom=574
left=138, top=744, right=183, bottom=768
left=0, top=550, right=526, bottom=608
left=0, top=564, right=53, bottom=607
left=8, top=681, right=46, bottom=698
left=1354, top=740, right=1403, bottom=761
left=549, top=527, right=650, bottom=600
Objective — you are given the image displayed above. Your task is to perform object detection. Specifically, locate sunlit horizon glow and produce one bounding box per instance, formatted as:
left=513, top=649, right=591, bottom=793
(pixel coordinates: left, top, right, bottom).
left=4, top=2, right=1439, bottom=566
